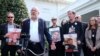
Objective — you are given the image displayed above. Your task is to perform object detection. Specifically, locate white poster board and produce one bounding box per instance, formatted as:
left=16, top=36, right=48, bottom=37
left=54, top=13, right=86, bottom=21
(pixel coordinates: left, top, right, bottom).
left=49, top=27, right=61, bottom=42
left=64, top=34, right=78, bottom=52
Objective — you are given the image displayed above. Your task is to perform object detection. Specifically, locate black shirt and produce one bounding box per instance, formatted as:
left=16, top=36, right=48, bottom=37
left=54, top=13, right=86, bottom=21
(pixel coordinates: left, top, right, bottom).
left=91, top=29, right=97, bottom=47
left=62, top=21, right=83, bottom=41
left=68, top=22, right=76, bottom=33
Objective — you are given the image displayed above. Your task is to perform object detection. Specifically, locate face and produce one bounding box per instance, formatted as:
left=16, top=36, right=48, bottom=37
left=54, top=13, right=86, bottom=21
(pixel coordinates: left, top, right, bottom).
left=67, top=11, right=76, bottom=20
left=7, top=13, right=14, bottom=23
left=75, top=16, right=82, bottom=22
left=89, top=17, right=96, bottom=26
left=52, top=20, right=57, bottom=25
left=53, top=32, right=59, bottom=38
left=68, top=40, right=73, bottom=44
left=31, top=8, right=39, bottom=20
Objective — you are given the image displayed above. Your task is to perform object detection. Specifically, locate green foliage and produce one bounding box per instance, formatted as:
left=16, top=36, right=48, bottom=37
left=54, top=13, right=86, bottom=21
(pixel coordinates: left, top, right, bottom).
left=0, top=0, right=28, bottom=24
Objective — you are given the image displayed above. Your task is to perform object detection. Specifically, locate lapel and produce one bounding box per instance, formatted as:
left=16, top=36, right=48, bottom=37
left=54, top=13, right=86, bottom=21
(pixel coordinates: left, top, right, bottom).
left=13, top=23, right=17, bottom=28
left=96, top=28, right=99, bottom=40
left=5, top=23, right=17, bottom=33
left=66, top=22, right=70, bottom=33
left=38, top=19, right=40, bottom=34
left=38, top=19, right=42, bottom=41
left=5, top=23, right=8, bottom=33
left=27, top=19, right=30, bottom=34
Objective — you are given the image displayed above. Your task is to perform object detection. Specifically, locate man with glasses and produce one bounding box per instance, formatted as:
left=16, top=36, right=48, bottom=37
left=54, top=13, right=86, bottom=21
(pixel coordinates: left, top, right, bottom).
left=0, top=12, right=20, bottom=56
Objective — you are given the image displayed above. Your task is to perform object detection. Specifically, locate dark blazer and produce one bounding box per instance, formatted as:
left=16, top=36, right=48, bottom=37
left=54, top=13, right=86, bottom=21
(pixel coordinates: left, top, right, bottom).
left=0, top=23, right=20, bottom=48
left=21, top=18, right=51, bottom=49
left=81, top=22, right=87, bottom=45
left=62, top=21, right=83, bottom=42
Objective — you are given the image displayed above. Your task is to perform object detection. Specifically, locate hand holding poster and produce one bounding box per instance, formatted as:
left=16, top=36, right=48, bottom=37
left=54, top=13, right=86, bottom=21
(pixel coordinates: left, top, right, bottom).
left=63, top=34, right=78, bottom=52
left=49, top=27, right=61, bottom=42
left=5, top=28, right=21, bottom=45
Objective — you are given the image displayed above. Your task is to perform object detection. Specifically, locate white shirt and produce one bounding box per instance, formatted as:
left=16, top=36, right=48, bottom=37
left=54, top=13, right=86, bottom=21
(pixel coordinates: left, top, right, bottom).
left=8, top=24, right=14, bottom=33
left=29, top=19, right=40, bottom=42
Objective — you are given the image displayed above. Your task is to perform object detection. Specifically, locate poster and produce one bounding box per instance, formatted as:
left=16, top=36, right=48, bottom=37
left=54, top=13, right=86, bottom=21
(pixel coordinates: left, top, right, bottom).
left=63, top=34, right=78, bottom=52
left=49, top=27, right=61, bottom=42
left=6, top=28, right=21, bottom=45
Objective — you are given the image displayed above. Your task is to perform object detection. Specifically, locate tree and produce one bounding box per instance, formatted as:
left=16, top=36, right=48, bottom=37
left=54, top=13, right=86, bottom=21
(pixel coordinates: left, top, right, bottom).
left=0, top=0, right=28, bottom=24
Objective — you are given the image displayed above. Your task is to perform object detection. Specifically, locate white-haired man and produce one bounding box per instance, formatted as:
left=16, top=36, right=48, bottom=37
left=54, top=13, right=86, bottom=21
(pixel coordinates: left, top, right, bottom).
left=20, top=7, right=55, bottom=56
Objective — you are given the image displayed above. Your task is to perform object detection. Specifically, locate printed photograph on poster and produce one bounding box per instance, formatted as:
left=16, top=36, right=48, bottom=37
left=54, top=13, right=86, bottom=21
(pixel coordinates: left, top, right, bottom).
left=5, top=28, right=21, bottom=45
left=63, top=34, right=78, bottom=52
left=49, top=27, right=61, bottom=42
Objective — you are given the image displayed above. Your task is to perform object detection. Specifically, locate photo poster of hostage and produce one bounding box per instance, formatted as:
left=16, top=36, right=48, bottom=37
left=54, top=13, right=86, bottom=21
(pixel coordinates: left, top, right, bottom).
left=63, top=34, right=78, bottom=52
left=5, top=28, right=21, bottom=45
left=49, top=27, right=61, bottom=43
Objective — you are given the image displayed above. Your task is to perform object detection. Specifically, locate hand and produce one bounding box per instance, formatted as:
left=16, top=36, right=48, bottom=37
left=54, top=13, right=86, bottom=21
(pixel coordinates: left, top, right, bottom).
left=93, top=47, right=96, bottom=51
left=17, top=49, right=21, bottom=53
left=91, top=47, right=96, bottom=52
left=51, top=43, right=56, bottom=50
left=4, top=32, right=13, bottom=37
left=17, top=49, right=25, bottom=54
left=63, top=42, right=66, bottom=45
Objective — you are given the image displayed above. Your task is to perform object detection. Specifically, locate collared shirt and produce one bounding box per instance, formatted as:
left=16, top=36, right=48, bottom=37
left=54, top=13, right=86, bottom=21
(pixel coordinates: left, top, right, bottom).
left=29, top=19, right=40, bottom=42
left=8, top=23, right=15, bottom=33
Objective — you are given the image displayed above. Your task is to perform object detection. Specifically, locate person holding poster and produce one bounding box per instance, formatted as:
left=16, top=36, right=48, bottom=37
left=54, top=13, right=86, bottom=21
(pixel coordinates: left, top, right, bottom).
left=49, top=18, right=65, bottom=56
left=0, top=12, right=20, bottom=56
left=62, top=11, right=83, bottom=56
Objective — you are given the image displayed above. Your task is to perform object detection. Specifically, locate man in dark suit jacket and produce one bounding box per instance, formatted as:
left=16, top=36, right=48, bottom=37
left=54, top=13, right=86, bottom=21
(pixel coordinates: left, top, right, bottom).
left=75, top=15, right=88, bottom=56
left=20, top=7, right=54, bottom=56
left=0, top=12, right=20, bottom=56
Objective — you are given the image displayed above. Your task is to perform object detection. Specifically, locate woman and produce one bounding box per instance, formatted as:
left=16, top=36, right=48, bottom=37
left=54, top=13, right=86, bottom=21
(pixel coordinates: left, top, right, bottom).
left=85, top=17, right=100, bottom=56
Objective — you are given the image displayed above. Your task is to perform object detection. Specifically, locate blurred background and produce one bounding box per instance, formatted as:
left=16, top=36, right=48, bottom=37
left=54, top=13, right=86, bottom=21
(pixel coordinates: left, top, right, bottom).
left=0, top=0, right=100, bottom=27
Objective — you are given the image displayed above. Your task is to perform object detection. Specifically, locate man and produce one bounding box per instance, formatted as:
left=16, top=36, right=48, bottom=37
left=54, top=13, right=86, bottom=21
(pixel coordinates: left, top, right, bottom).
left=21, top=7, right=54, bottom=56
left=0, top=12, right=20, bottom=56
left=62, top=11, right=83, bottom=56
left=49, top=18, right=65, bottom=56
left=75, top=15, right=88, bottom=56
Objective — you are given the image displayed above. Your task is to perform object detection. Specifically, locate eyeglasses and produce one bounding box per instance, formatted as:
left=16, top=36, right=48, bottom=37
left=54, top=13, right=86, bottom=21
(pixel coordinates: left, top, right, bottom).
left=7, top=16, right=14, bottom=18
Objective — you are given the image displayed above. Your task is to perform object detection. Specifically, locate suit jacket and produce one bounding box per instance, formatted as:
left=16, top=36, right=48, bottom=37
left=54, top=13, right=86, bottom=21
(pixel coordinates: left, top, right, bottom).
left=62, top=21, right=83, bottom=42
left=81, top=22, right=87, bottom=45
left=0, top=23, right=20, bottom=48
left=21, top=18, right=51, bottom=49
left=85, top=27, right=100, bottom=49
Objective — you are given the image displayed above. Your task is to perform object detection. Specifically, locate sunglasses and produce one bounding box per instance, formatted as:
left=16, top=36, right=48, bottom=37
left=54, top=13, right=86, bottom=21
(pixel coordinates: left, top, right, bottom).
left=7, top=16, right=14, bottom=18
